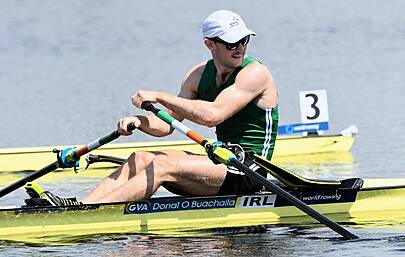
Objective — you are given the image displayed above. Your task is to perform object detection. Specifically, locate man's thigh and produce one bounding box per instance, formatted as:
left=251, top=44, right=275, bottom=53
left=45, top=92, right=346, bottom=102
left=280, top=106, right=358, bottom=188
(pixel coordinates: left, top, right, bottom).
left=159, top=151, right=228, bottom=196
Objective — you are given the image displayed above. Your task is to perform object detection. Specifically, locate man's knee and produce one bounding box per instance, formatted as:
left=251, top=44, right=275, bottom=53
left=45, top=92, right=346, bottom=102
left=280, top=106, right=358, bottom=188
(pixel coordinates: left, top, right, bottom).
left=127, top=151, right=155, bottom=167
left=149, top=155, right=177, bottom=180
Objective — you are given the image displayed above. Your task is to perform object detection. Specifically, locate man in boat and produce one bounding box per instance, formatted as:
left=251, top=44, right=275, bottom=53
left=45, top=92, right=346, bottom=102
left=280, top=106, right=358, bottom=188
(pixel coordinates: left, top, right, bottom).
left=38, top=10, right=279, bottom=206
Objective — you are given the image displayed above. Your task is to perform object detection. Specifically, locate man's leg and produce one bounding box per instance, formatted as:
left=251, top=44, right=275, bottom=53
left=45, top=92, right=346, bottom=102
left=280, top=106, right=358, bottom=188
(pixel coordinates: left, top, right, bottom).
left=81, top=150, right=156, bottom=203
left=81, top=150, right=227, bottom=204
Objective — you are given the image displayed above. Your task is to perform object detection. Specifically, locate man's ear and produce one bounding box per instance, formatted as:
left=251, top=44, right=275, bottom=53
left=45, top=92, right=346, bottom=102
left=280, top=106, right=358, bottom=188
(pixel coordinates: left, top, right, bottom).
left=204, top=38, right=215, bottom=50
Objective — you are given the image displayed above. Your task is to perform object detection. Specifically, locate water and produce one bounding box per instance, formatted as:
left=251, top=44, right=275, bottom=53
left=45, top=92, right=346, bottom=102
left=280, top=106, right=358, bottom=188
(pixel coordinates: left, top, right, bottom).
left=1, top=0, right=405, bottom=256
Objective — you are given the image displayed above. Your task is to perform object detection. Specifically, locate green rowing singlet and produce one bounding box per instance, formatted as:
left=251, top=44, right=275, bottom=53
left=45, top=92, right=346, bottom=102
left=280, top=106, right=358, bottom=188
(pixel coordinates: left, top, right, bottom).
left=197, top=56, right=279, bottom=160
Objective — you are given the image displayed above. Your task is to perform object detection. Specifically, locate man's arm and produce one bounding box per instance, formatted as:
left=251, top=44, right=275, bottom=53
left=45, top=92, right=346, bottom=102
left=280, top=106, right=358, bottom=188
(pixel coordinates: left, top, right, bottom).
left=135, top=63, right=276, bottom=127
left=121, top=63, right=204, bottom=137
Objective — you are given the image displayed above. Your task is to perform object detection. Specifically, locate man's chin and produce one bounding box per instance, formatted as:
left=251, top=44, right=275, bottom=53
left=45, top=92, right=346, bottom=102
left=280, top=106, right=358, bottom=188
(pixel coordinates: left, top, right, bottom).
left=231, top=56, right=244, bottom=66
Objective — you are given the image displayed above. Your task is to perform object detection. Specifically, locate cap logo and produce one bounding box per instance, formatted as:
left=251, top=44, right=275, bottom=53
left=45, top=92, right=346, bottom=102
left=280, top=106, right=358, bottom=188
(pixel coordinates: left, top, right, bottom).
left=229, top=16, right=240, bottom=27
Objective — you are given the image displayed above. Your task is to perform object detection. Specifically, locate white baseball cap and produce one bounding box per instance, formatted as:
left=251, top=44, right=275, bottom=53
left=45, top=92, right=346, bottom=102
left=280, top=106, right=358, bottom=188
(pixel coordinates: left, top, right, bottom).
left=202, top=10, right=256, bottom=43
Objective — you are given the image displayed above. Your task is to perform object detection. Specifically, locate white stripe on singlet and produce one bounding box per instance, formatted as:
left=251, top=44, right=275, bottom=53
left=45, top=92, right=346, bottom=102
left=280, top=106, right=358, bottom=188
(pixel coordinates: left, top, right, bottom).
left=261, top=108, right=274, bottom=179
left=228, top=108, right=273, bottom=176
left=261, top=108, right=273, bottom=159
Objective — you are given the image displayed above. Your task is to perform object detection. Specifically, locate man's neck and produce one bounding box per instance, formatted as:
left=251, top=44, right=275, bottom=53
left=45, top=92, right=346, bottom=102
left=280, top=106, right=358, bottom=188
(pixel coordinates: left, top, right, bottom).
left=213, top=61, right=236, bottom=86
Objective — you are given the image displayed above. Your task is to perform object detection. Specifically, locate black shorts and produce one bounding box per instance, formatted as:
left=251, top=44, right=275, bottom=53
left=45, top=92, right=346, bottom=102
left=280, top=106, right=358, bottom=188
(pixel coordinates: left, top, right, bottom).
left=217, top=160, right=267, bottom=195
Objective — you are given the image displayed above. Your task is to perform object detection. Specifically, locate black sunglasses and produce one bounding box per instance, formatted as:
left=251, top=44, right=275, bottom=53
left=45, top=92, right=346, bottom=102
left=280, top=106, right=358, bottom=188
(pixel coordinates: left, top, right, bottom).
left=210, top=35, right=250, bottom=50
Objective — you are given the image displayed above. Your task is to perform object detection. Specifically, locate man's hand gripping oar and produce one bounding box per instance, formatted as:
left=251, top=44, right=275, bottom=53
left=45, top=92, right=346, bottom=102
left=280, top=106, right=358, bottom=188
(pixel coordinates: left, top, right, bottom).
left=0, top=124, right=136, bottom=198
left=140, top=101, right=359, bottom=240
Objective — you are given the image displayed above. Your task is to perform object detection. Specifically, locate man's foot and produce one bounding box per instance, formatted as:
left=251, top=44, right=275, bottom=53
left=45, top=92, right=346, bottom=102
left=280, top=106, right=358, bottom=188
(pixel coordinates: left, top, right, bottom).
left=24, top=182, right=82, bottom=207
left=39, top=191, right=82, bottom=206
left=24, top=197, right=52, bottom=207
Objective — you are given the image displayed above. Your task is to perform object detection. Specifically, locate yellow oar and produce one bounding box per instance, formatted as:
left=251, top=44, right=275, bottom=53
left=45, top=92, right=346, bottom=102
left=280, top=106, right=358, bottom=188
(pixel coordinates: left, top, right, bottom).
left=141, top=101, right=359, bottom=240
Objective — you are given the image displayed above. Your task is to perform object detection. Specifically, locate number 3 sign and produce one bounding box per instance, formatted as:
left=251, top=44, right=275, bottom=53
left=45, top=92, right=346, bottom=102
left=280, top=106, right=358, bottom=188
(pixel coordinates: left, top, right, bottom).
left=299, top=89, right=329, bottom=124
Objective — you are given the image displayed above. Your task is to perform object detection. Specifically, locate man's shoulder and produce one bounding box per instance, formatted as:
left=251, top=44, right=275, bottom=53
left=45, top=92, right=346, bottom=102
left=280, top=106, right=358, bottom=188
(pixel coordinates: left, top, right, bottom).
left=240, top=61, right=271, bottom=78
left=190, top=61, right=208, bottom=76
left=236, top=61, right=275, bottom=93
left=181, top=61, right=209, bottom=92
left=184, top=61, right=208, bottom=82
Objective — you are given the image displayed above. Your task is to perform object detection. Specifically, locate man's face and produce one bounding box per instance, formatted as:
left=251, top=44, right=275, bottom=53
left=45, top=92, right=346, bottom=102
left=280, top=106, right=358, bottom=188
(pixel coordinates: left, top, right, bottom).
left=207, top=36, right=250, bottom=69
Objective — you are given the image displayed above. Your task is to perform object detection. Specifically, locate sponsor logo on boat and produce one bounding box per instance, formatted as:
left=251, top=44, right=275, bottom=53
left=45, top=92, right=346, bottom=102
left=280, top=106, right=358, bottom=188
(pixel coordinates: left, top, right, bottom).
left=240, top=194, right=277, bottom=208
left=124, top=196, right=237, bottom=214
left=278, top=121, right=329, bottom=135
left=302, top=193, right=342, bottom=202
left=15, top=204, right=100, bottom=214
left=65, top=205, right=101, bottom=211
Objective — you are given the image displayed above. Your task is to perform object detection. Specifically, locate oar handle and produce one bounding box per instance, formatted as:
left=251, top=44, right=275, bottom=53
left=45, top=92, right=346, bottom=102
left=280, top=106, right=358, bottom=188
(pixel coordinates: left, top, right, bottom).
left=127, top=122, right=137, bottom=131
left=141, top=101, right=157, bottom=113
left=141, top=101, right=207, bottom=145
left=74, top=123, right=137, bottom=158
